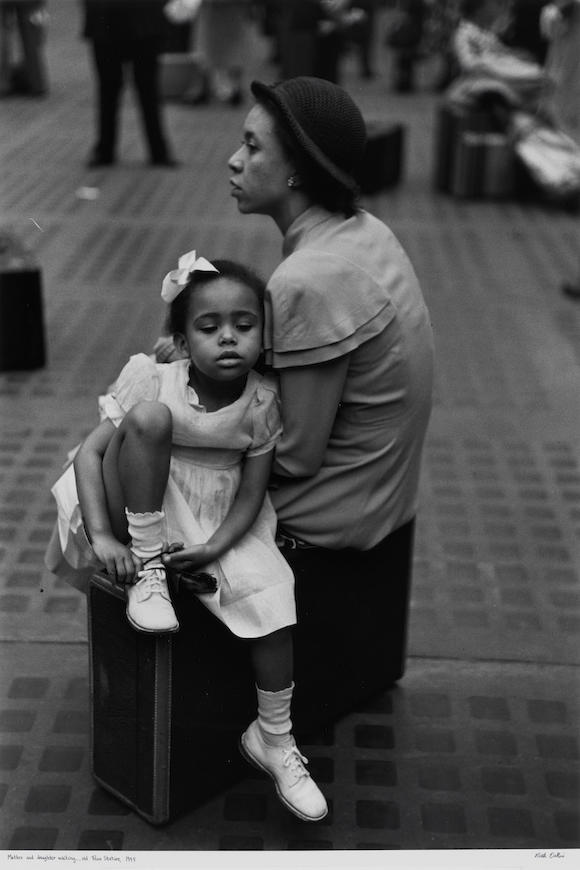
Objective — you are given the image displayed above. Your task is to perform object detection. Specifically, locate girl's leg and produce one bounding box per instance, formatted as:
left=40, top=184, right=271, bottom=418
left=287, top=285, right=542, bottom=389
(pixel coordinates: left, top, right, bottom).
left=250, top=626, right=293, bottom=692
left=101, top=401, right=172, bottom=543
left=101, top=401, right=178, bottom=633
left=241, top=627, right=328, bottom=822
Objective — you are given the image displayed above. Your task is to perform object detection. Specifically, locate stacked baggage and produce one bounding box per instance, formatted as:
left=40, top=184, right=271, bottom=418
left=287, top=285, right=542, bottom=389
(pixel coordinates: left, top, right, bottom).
left=88, top=520, right=415, bottom=824
left=433, top=102, right=514, bottom=200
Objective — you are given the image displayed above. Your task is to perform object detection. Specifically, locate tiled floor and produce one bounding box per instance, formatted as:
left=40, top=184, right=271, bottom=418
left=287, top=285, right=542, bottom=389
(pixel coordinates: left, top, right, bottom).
left=0, top=1, right=579, bottom=859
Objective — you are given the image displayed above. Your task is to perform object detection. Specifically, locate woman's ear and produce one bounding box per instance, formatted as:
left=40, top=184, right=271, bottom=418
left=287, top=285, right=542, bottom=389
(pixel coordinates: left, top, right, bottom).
left=287, top=173, right=302, bottom=188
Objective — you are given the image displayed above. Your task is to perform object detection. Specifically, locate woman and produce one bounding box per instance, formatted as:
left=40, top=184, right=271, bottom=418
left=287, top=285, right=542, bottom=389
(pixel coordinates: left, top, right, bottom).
left=223, top=75, right=434, bottom=557
left=163, top=74, right=434, bottom=813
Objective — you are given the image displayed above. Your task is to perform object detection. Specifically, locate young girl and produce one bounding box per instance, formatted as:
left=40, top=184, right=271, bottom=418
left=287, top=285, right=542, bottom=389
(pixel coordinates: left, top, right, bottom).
left=45, top=252, right=327, bottom=823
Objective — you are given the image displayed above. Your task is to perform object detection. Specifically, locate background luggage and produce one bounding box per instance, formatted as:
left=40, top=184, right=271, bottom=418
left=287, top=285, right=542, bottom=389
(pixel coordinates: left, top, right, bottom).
left=159, top=52, right=207, bottom=103
left=0, top=230, right=45, bottom=371
left=433, top=101, right=496, bottom=194
left=89, top=519, right=415, bottom=825
left=451, top=131, right=514, bottom=199
left=359, top=121, right=405, bottom=195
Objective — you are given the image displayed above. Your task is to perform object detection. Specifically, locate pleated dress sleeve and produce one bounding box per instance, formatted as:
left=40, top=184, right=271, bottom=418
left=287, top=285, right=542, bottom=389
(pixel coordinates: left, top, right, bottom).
left=247, top=374, right=283, bottom=458
left=98, top=353, right=161, bottom=426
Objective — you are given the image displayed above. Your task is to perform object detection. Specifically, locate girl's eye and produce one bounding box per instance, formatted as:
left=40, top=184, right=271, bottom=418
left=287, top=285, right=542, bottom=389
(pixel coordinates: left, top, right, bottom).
left=237, top=322, right=254, bottom=331
left=199, top=325, right=217, bottom=333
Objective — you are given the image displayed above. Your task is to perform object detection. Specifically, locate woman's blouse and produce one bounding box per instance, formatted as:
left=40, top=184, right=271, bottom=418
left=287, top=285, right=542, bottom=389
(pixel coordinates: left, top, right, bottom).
left=265, top=205, right=434, bottom=550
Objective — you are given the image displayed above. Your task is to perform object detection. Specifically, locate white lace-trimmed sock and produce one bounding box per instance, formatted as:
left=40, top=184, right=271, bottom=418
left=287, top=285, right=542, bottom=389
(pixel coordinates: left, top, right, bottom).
left=125, top=509, right=165, bottom=564
left=256, top=682, right=295, bottom=748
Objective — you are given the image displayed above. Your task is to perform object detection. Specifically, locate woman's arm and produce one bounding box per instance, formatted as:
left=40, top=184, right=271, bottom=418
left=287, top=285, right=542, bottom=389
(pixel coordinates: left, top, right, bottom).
left=273, top=355, right=349, bottom=478
left=163, top=449, right=274, bottom=571
left=74, top=419, right=139, bottom=581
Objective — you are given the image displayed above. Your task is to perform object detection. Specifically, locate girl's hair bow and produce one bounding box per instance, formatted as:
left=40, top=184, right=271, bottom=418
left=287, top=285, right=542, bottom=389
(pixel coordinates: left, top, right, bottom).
left=161, top=249, right=219, bottom=303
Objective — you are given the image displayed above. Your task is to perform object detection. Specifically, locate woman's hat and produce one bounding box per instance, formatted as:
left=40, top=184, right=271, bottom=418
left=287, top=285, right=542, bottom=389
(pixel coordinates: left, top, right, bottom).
left=251, top=76, right=367, bottom=194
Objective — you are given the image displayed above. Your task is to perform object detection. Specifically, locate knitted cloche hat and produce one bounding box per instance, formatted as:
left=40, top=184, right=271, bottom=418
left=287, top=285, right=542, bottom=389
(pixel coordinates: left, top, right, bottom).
left=250, top=76, right=367, bottom=194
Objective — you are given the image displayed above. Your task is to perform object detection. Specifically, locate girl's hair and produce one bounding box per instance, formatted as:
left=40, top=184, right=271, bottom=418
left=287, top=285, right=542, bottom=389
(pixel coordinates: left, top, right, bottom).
left=166, top=259, right=266, bottom=336
left=258, top=98, right=360, bottom=219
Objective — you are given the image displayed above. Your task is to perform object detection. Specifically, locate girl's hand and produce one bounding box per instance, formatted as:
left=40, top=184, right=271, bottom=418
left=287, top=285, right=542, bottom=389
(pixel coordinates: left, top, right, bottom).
left=91, top=533, right=141, bottom=585
left=162, top=543, right=213, bottom=571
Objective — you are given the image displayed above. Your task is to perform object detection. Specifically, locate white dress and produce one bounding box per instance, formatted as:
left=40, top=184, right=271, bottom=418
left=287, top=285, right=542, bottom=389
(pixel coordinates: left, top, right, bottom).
left=45, top=354, right=296, bottom=639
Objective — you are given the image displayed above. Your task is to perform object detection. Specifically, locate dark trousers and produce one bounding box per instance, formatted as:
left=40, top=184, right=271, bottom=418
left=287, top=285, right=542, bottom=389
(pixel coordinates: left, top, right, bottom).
left=0, top=1, right=48, bottom=95
left=90, top=37, right=170, bottom=163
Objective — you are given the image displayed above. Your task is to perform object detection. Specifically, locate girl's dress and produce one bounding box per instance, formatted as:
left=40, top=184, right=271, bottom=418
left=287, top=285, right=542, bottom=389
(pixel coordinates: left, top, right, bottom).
left=45, top=354, right=296, bottom=639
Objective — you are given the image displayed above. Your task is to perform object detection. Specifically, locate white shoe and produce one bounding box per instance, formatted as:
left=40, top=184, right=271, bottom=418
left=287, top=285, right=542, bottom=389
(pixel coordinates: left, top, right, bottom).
left=240, top=719, right=328, bottom=822
left=126, top=563, right=179, bottom=634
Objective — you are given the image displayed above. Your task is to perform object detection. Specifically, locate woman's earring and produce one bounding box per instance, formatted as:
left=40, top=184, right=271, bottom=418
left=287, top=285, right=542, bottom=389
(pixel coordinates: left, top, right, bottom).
left=287, top=175, right=298, bottom=188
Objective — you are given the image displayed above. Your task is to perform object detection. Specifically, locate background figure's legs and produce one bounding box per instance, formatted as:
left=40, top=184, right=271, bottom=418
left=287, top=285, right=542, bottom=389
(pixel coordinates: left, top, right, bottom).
left=90, top=39, right=124, bottom=164
left=14, top=1, right=48, bottom=95
left=130, top=38, right=174, bottom=164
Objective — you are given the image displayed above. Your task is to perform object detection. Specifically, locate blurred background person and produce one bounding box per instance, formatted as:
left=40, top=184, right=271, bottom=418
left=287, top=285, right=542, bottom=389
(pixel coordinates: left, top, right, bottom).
left=540, top=0, right=580, bottom=141
left=195, top=0, right=253, bottom=104
left=266, top=0, right=356, bottom=84
left=448, top=0, right=546, bottom=123
left=540, top=0, right=580, bottom=298
left=503, top=0, right=550, bottom=64
left=83, top=0, right=177, bottom=168
left=423, top=0, right=461, bottom=91
left=384, top=0, right=428, bottom=93
left=0, top=0, right=49, bottom=96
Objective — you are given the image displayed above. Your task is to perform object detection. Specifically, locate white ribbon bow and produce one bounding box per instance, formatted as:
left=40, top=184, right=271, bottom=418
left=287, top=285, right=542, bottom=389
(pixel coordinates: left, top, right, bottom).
left=161, top=250, right=219, bottom=303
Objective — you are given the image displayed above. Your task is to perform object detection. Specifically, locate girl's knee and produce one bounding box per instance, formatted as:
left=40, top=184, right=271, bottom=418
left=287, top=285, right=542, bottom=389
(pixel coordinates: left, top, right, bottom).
left=124, top=401, right=172, bottom=442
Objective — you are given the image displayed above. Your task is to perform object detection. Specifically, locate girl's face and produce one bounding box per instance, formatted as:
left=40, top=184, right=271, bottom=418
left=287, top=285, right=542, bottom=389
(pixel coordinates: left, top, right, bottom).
left=228, top=104, right=296, bottom=223
left=175, top=278, right=263, bottom=386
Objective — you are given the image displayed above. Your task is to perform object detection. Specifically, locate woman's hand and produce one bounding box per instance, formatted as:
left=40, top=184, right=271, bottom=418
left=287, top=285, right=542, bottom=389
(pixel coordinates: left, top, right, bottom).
left=91, top=533, right=141, bottom=585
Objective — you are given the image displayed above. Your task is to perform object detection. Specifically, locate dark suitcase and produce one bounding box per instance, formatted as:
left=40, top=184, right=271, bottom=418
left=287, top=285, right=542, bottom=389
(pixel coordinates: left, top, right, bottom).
left=88, top=519, right=415, bottom=824
left=359, top=122, right=405, bottom=195
left=0, top=230, right=46, bottom=371
left=451, top=131, right=514, bottom=199
left=433, top=102, right=496, bottom=193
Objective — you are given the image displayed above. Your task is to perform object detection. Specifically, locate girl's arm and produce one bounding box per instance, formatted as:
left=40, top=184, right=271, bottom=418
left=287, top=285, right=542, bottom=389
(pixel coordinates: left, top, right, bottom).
left=273, top=355, right=350, bottom=478
left=74, top=419, right=139, bottom=582
left=163, top=449, right=274, bottom=570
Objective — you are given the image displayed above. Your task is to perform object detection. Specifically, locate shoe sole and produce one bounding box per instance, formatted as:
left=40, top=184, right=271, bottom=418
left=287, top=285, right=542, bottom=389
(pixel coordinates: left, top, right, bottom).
left=126, top=608, right=179, bottom=635
left=239, top=735, right=328, bottom=823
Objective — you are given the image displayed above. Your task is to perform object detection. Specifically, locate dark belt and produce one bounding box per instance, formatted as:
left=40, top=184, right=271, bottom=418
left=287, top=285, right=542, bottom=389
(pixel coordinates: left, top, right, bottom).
left=276, top=529, right=317, bottom=550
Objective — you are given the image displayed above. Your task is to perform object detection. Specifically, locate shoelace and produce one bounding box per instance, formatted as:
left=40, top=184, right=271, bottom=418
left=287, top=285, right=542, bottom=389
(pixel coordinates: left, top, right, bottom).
left=282, top=745, right=310, bottom=780
left=134, top=566, right=170, bottom=602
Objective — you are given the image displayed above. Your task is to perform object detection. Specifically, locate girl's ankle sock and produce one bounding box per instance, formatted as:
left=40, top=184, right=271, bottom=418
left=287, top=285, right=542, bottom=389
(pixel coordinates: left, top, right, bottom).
left=125, top=509, right=165, bottom=564
left=256, top=683, right=294, bottom=748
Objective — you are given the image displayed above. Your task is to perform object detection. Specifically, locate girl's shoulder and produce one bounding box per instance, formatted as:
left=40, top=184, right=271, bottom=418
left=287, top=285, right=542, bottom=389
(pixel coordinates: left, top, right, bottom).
left=246, top=370, right=280, bottom=412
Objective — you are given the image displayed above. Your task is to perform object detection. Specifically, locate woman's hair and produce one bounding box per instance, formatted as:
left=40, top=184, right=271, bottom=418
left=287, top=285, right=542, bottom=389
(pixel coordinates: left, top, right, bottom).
left=166, top=259, right=266, bottom=336
left=259, top=97, right=360, bottom=218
